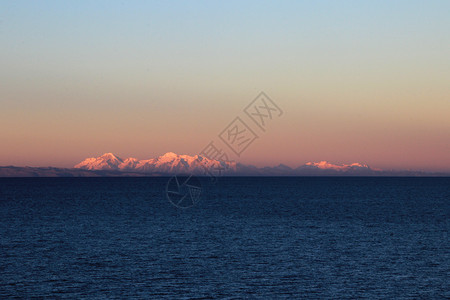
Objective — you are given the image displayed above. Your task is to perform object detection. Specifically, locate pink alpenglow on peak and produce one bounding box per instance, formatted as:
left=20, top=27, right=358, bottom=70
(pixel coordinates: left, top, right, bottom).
left=74, top=153, right=381, bottom=175
left=74, top=153, right=124, bottom=170
left=75, top=152, right=236, bottom=174
left=119, top=157, right=140, bottom=170
left=305, top=161, right=370, bottom=171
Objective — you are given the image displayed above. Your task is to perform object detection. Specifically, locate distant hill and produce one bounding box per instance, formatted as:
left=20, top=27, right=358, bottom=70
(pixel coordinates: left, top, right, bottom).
left=0, top=166, right=154, bottom=177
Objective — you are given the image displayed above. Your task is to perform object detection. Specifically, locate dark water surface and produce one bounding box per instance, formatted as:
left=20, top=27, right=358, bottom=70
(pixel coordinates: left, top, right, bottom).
left=0, top=177, right=449, bottom=299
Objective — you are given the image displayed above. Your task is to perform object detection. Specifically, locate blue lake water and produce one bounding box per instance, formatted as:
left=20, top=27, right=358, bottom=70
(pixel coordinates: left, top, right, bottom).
left=0, top=177, right=449, bottom=299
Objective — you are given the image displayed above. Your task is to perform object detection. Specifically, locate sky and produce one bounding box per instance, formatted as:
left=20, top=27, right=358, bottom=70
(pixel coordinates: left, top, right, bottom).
left=1, top=1, right=449, bottom=171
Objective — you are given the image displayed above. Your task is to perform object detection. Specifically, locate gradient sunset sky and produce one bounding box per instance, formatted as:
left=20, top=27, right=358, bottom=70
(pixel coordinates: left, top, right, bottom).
left=1, top=1, right=449, bottom=171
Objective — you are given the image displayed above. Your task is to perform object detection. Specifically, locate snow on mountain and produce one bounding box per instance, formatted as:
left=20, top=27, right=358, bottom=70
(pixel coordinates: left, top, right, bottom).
left=304, top=161, right=370, bottom=171
left=75, top=152, right=236, bottom=174
left=75, top=153, right=123, bottom=170
left=119, top=157, right=139, bottom=170
left=75, top=153, right=375, bottom=175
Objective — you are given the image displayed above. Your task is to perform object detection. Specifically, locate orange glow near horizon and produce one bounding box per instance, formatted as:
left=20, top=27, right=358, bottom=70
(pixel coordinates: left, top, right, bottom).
left=1, top=89, right=449, bottom=172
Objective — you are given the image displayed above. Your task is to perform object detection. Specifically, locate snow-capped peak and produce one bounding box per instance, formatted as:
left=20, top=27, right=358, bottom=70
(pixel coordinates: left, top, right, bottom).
left=75, top=153, right=123, bottom=170
left=160, top=152, right=178, bottom=158
left=304, top=161, right=370, bottom=171
left=100, top=152, right=121, bottom=161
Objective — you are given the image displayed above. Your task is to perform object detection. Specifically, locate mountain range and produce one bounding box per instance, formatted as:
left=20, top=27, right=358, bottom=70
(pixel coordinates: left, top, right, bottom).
left=72, top=152, right=442, bottom=176
left=0, top=152, right=446, bottom=177
left=74, top=152, right=375, bottom=176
